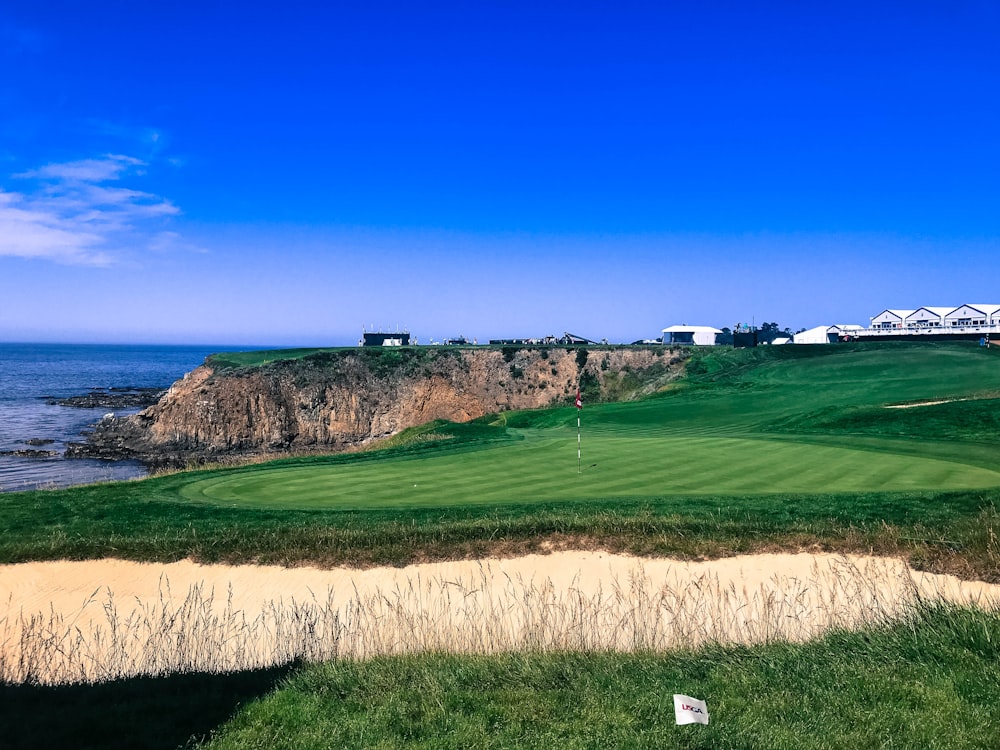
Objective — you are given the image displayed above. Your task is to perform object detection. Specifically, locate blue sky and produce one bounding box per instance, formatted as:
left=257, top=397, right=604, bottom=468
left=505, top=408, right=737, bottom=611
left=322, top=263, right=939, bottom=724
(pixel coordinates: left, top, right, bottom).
left=1, top=1, right=998, bottom=345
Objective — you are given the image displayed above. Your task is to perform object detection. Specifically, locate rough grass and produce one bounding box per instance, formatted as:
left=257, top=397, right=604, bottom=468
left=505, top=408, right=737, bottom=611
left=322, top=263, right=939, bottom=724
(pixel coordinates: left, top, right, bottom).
left=774, top=396, right=1000, bottom=443
left=199, top=603, right=1000, bottom=750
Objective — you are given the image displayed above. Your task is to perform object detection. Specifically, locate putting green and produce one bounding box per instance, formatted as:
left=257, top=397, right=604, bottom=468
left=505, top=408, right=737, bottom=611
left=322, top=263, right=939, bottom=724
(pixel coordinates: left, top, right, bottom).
left=179, top=434, right=1000, bottom=509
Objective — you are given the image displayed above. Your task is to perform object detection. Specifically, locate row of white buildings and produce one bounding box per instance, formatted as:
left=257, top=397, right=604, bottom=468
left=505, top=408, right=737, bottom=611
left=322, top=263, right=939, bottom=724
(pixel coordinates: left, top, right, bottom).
left=664, top=303, right=1000, bottom=347
left=868, top=304, right=1000, bottom=331
left=788, top=303, right=1000, bottom=345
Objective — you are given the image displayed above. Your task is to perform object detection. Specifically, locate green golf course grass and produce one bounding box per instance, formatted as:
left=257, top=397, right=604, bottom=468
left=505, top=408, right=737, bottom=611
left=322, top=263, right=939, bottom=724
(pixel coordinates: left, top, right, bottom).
left=179, top=433, right=1000, bottom=509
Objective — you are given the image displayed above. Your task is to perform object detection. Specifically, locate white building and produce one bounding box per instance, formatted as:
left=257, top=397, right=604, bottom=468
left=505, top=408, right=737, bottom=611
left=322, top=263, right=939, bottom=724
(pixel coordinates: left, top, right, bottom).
left=870, top=309, right=915, bottom=330
left=853, top=303, right=1000, bottom=339
left=662, top=325, right=722, bottom=346
left=904, top=307, right=952, bottom=328
left=945, top=304, right=1000, bottom=328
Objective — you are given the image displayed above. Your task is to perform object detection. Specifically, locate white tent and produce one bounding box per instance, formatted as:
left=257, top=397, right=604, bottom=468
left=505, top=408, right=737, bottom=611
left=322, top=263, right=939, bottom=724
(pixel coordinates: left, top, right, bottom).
left=793, top=326, right=834, bottom=345
left=661, top=325, right=722, bottom=346
left=794, top=324, right=862, bottom=344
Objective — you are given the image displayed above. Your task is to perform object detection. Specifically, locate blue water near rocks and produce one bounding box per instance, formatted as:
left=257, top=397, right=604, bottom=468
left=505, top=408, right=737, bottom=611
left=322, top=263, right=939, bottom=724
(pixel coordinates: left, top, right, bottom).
left=0, top=343, right=241, bottom=492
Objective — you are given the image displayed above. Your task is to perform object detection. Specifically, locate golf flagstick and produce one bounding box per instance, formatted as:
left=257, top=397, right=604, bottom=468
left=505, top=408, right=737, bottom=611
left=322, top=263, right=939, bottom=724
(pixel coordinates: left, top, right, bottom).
left=576, top=387, right=582, bottom=473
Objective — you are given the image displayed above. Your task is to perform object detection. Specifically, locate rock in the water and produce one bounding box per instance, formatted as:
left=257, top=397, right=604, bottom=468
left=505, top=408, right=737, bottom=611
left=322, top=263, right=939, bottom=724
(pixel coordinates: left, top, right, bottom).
left=44, top=388, right=167, bottom=409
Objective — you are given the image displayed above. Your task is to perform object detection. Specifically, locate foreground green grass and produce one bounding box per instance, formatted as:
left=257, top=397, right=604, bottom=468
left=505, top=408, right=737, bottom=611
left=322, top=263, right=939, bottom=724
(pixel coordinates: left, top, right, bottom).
left=200, top=604, right=1000, bottom=750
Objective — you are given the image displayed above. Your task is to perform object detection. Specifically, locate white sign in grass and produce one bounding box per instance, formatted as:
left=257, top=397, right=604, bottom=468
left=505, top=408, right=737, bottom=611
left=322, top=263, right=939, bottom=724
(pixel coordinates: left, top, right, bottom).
left=674, top=694, right=709, bottom=725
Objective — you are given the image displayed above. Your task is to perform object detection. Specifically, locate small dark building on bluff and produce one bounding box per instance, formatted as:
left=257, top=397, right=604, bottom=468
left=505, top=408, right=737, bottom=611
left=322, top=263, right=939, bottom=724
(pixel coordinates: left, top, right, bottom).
left=362, top=331, right=411, bottom=347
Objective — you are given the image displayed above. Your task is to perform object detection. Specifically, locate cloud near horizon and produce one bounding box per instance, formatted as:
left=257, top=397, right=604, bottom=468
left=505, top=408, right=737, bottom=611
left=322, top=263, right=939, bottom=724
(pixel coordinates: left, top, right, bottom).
left=0, top=154, right=183, bottom=265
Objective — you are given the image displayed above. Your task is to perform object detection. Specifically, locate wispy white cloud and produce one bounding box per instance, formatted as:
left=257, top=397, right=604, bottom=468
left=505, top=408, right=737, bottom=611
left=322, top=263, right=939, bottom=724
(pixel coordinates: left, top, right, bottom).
left=0, top=192, right=113, bottom=265
left=0, top=153, right=188, bottom=265
left=15, top=154, right=144, bottom=182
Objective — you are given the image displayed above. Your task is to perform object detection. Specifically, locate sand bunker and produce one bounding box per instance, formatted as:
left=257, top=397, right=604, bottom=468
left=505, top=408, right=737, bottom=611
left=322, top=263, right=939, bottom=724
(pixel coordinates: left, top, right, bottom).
left=885, top=399, right=961, bottom=409
left=3, top=552, right=999, bottom=684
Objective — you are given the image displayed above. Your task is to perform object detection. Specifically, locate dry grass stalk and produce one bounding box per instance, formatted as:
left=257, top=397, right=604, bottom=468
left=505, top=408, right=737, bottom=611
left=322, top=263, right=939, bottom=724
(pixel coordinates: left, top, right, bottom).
left=2, top=556, right=997, bottom=685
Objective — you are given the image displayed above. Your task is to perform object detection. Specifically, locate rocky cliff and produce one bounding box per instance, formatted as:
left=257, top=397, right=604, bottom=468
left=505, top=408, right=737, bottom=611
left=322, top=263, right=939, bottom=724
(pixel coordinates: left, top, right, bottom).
left=72, top=346, right=687, bottom=466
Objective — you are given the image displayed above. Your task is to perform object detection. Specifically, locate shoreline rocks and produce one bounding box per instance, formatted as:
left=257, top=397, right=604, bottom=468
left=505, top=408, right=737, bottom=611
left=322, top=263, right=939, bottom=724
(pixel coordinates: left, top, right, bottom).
left=0, top=449, right=60, bottom=458
left=42, top=387, right=167, bottom=410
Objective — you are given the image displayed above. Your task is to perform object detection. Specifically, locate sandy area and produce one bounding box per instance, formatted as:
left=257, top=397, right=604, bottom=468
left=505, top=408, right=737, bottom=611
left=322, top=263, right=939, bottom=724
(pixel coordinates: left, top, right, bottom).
left=884, top=399, right=961, bottom=409
left=3, top=552, right=999, bottom=684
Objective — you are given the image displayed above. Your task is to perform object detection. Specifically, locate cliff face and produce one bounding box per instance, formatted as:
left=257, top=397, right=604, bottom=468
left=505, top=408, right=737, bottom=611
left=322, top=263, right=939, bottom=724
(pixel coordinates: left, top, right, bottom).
left=75, top=346, right=686, bottom=465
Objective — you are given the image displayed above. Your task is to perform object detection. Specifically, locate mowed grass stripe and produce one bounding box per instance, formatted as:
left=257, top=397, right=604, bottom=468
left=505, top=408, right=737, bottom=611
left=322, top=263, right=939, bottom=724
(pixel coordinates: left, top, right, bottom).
left=179, top=435, right=1000, bottom=509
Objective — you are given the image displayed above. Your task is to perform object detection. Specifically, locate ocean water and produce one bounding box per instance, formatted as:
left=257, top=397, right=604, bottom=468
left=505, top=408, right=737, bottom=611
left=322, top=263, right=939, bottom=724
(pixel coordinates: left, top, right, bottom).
left=0, top=343, right=239, bottom=492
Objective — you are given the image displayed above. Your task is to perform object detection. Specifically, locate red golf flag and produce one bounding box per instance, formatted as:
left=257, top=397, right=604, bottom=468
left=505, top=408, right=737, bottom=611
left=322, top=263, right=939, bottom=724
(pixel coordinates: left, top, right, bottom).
left=575, top=388, right=582, bottom=409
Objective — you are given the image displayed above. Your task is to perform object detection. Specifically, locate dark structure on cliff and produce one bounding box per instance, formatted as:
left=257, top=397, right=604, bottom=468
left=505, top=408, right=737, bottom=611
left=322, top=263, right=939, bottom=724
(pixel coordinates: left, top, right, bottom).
left=362, top=331, right=411, bottom=347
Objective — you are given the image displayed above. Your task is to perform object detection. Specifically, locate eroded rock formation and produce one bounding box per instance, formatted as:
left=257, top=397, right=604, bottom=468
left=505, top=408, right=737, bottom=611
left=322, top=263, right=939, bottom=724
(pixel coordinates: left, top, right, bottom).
left=70, top=346, right=686, bottom=466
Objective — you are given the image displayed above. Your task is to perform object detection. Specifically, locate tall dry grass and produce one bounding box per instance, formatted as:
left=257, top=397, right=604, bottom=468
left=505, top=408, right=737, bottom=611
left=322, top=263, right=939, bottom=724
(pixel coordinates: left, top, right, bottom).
left=2, top=556, right=997, bottom=685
